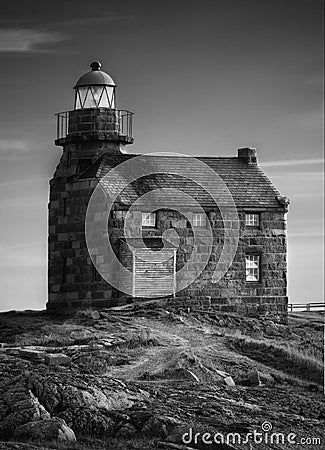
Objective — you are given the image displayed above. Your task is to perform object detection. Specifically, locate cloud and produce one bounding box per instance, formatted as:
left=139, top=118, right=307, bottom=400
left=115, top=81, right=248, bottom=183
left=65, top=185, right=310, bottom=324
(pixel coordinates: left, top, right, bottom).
left=51, top=12, right=128, bottom=28
left=0, top=139, right=29, bottom=152
left=261, top=158, right=324, bottom=167
left=0, top=139, right=35, bottom=161
left=0, top=28, right=64, bottom=53
left=0, top=177, right=48, bottom=187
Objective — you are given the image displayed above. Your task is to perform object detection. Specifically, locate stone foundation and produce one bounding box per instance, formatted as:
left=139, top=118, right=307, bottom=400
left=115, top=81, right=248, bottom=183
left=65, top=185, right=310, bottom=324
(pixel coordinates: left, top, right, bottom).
left=46, top=295, right=288, bottom=323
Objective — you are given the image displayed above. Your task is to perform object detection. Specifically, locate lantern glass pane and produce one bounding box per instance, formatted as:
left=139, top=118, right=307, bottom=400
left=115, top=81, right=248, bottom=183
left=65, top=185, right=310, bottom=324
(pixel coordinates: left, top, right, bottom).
left=75, top=87, right=88, bottom=109
left=74, top=86, right=115, bottom=109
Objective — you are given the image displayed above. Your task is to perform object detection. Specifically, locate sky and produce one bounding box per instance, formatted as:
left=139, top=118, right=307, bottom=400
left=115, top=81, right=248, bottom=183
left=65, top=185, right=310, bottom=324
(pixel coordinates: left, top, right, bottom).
left=0, top=0, right=323, bottom=311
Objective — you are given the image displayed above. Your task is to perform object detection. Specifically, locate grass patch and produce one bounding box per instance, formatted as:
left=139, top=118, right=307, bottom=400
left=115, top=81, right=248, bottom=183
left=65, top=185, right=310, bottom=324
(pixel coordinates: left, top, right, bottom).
left=227, top=334, right=324, bottom=385
left=14, top=332, right=75, bottom=347
left=122, top=329, right=161, bottom=349
left=4, top=437, right=160, bottom=450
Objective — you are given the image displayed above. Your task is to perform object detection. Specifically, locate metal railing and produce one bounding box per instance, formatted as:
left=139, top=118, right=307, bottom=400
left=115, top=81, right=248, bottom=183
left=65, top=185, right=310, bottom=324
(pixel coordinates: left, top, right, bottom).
left=116, top=110, right=133, bottom=140
left=55, top=109, right=134, bottom=142
left=56, top=111, right=69, bottom=141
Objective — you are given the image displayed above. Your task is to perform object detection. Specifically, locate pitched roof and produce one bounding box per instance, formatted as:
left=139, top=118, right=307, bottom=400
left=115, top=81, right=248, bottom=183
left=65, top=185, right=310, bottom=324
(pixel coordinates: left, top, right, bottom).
left=79, top=153, right=283, bottom=208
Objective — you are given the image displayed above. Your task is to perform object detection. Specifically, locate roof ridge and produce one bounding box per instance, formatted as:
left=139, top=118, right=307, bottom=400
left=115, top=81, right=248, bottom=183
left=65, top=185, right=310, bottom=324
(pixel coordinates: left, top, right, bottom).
left=98, top=153, right=244, bottom=161
left=79, top=151, right=285, bottom=208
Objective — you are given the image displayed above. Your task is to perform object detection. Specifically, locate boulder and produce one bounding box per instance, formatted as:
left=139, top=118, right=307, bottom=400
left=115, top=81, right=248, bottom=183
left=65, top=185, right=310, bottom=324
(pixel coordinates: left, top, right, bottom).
left=25, top=374, right=62, bottom=414
left=18, top=349, right=44, bottom=363
left=215, top=369, right=230, bottom=378
left=78, top=309, right=100, bottom=321
left=244, top=369, right=262, bottom=386
left=13, top=417, right=76, bottom=443
left=57, top=406, right=115, bottom=436
left=129, top=409, right=152, bottom=429
left=141, top=415, right=179, bottom=438
left=259, top=372, right=276, bottom=385
left=115, top=423, right=138, bottom=438
left=0, top=383, right=50, bottom=437
left=224, top=376, right=236, bottom=387
left=44, top=353, right=71, bottom=367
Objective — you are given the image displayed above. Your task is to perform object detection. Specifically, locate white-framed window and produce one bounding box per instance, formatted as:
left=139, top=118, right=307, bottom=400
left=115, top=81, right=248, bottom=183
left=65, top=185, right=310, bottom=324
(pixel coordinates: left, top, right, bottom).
left=111, top=210, right=128, bottom=220
left=142, top=212, right=156, bottom=227
left=245, top=254, right=260, bottom=282
left=193, top=213, right=207, bottom=227
left=245, top=213, right=260, bottom=227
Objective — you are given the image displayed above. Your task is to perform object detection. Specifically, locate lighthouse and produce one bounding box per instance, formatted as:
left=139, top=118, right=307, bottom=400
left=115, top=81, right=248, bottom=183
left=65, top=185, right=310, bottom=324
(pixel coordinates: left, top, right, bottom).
left=47, top=61, right=289, bottom=322
left=47, top=62, right=134, bottom=310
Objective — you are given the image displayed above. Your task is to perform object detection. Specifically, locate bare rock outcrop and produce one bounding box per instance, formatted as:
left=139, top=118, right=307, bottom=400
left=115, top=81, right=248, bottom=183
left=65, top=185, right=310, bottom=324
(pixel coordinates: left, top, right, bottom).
left=13, top=417, right=76, bottom=443
left=0, top=381, right=50, bottom=437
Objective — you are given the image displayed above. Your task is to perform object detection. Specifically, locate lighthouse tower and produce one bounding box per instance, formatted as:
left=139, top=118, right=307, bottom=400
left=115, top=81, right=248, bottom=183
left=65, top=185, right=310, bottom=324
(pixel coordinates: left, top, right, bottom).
left=47, top=62, right=133, bottom=310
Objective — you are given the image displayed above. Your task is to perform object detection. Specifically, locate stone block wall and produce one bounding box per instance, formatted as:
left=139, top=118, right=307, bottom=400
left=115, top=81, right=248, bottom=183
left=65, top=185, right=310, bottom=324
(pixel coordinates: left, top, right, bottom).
left=47, top=176, right=288, bottom=321
left=104, top=207, right=288, bottom=320
left=48, top=176, right=118, bottom=310
left=68, top=108, right=120, bottom=137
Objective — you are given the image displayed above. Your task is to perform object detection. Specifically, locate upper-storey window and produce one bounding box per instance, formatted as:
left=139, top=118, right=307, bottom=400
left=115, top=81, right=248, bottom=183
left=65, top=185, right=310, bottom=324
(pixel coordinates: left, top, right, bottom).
left=111, top=210, right=128, bottom=220
left=193, top=213, right=206, bottom=227
left=142, top=212, right=156, bottom=227
left=245, top=254, right=260, bottom=282
left=245, top=213, right=260, bottom=227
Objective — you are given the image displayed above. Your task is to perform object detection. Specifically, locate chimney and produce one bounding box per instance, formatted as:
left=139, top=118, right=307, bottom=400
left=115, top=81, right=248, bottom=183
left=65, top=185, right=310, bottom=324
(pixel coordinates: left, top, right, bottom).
left=237, top=147, right=258, bottom=165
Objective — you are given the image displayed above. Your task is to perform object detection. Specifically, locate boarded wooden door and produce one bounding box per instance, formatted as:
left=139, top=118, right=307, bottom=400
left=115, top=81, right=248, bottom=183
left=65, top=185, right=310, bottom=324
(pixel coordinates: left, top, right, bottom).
left=133, top=248, right=176, bottom=298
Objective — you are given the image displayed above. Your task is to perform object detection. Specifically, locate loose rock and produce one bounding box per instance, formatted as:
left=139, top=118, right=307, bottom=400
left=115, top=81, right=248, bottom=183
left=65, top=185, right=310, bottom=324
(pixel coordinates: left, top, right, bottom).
left=44, top=353, right=71, bottom=366
left=224, top=376, right=236, bottom=387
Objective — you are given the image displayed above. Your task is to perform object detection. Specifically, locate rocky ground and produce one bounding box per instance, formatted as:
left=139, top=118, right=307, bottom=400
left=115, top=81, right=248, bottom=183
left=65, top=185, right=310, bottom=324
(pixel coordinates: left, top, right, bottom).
left=0, top=302, right=324, bottom=449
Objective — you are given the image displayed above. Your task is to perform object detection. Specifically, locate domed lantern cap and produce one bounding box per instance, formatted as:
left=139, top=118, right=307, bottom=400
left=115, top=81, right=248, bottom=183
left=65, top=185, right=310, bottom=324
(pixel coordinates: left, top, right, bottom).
left=74, top=61, right=117, bottom=109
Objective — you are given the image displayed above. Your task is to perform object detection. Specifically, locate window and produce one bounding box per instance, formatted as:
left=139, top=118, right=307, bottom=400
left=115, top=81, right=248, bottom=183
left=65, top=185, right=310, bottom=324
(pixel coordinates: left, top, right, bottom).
left=245, top=213, right=260, bottom=227
left=193, top=213, right=206, bottom=227
left=111, top=210, right=128, bottom=220
left=142, top=212, right=156, bottom=227
left=77, top=158, right=92, bottom=174
left=245, top=254, right=260, bottom=282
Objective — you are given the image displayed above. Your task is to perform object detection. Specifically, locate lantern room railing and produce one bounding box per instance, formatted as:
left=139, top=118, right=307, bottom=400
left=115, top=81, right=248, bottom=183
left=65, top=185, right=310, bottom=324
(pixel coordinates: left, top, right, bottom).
left=56, top=111, right=69, bottom=140
left=55, top=109, right=134, bottom=144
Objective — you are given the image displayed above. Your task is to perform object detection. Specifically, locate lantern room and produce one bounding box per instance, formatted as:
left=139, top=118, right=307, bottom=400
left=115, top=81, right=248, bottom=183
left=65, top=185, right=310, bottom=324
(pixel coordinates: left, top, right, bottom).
left=74, top=61, right=116, bottom=109
left=55, top=61, right=133, bottom=148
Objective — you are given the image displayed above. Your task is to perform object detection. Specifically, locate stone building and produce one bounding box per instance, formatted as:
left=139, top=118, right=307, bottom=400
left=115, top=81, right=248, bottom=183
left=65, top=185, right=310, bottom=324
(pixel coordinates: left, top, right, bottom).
left=47, top=62, right=290, bottom=321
